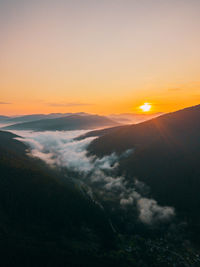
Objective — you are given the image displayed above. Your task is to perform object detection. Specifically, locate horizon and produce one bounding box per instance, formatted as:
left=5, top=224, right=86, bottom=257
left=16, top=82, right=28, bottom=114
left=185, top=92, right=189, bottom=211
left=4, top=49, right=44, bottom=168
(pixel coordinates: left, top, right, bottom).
left=1, top=103, right=199, bottom=118
left=1, top=110, right=163, bottom=117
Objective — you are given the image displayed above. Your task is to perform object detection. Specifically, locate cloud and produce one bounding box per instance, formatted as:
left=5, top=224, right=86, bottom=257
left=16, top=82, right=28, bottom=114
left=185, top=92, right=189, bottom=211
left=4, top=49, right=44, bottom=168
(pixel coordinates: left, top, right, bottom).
left=15, top=130, right=96, bottom=172
left=119, top=187, right=174, bottom=225
left=0, top=101, right=11, bottom=104
left=137, top=198, right=175, bottom=224
left=47, top=102, right=93, bottom=107
left=13, top=129, right=175, bottom=225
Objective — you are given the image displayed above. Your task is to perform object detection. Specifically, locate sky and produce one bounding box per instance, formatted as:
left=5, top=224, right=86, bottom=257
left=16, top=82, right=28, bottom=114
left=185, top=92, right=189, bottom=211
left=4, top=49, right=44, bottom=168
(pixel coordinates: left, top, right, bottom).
left=0, top=0, right=200, bottom=115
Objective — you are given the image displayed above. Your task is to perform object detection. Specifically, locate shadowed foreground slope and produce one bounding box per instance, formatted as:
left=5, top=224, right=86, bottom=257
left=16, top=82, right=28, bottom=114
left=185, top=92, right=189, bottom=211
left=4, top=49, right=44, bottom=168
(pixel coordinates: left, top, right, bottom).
left=0, top=131, right=117, bottom=267
left=88, top=105, right=200, bottom=239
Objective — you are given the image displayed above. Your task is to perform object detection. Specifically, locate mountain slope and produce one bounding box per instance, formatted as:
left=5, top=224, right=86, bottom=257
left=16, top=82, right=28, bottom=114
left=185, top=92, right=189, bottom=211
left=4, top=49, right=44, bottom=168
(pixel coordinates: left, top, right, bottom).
left=88, top=105, right=200, bottom=236
left=89, top=105, right=200, bottom=155
left=0, top=130, right=116, bottom=266
left=0, top=129, right=199, bottom=266
left=3, top=114, right=119, bottom=131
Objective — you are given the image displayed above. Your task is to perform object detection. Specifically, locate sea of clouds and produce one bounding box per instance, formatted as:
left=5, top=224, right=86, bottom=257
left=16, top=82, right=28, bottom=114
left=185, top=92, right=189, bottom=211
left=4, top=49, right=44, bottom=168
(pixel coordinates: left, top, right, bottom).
left=13, top=130, right=175, bottom=225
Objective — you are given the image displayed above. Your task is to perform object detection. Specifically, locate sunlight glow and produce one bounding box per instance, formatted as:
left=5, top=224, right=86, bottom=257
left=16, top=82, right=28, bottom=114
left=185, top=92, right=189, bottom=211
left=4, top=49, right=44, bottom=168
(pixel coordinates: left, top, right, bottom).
left=140, top=103, right=152, bottom=112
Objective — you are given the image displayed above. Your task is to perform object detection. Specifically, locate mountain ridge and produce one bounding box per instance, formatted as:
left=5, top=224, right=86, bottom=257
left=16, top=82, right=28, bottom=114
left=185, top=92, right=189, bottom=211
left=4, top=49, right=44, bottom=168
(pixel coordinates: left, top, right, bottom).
left=2, top=114, right=120, bottom=131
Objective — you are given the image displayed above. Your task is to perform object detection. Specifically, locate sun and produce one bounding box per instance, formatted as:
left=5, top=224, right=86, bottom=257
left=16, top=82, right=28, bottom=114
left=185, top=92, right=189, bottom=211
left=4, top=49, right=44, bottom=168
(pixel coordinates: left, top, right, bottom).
left=139, top=102, right=152, bottom=112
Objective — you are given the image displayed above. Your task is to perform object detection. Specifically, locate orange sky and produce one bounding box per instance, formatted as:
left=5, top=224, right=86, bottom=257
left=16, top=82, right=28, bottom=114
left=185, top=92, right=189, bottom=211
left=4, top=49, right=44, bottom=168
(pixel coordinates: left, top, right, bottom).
left=1, top=0, right=200, bottom=115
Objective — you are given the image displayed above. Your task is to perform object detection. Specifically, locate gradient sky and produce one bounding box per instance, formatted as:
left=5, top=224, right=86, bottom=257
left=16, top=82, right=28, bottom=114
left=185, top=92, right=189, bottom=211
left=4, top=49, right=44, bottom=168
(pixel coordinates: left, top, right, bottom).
left=1, top=0, right=200, bottom=115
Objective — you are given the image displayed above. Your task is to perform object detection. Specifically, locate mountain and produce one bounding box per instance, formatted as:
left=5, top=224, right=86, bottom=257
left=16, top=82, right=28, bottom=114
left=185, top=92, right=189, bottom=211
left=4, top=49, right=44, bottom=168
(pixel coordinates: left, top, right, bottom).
left=0, top=112, right=162, bottom=126
left=0, top=128, right=199, bottom=266
left=2, top=114, right=119, bottom=131
left=0, top=115, right=9, bottom=122
left=88, top=105, right=200, bottom=240
left=89, top=105, right=200, bottom=154
left=1, top=113, right=71, bottom=124
left=0, top=112, right=92, bottom=124
left=0, top=130, right=116, bottom=267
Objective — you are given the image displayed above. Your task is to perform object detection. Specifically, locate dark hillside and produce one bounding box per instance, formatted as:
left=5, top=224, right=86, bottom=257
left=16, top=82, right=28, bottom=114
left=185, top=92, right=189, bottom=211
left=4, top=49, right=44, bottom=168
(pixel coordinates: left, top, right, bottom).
left=0, top=130, right=199, bottom=266
left=88, top=105, right=200, bottom=240
left=0, top=131, right=115, bottom=267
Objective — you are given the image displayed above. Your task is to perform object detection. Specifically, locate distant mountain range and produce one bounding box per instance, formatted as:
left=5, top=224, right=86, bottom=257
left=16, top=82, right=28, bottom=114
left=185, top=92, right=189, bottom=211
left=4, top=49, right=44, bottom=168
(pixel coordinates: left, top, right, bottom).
left=2, top=114, right=119, bottom=131
left=0, top=112, right=163, bottom=130
left=0, top=115, right=9, bottom=121
left=0, top=112, right=89, bottom=124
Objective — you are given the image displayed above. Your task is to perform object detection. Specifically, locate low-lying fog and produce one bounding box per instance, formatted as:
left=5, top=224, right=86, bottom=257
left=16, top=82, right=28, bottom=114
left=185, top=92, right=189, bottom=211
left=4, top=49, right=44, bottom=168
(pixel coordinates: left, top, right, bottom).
left=10, top=129, right=175, bottom=225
